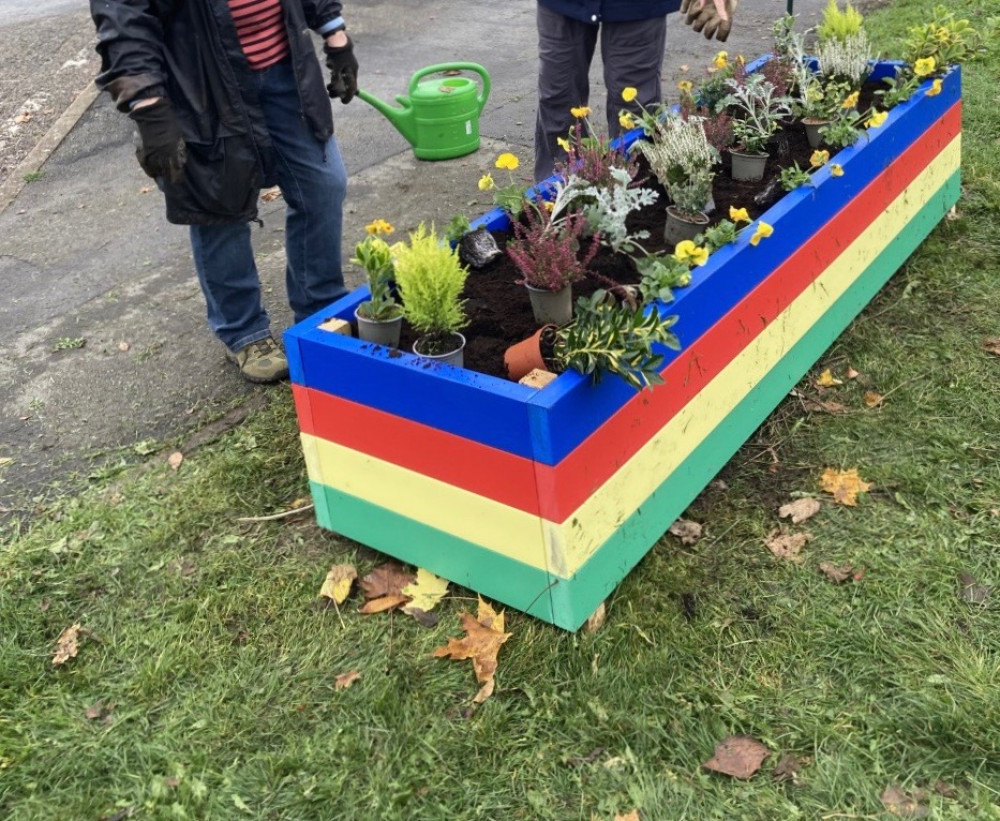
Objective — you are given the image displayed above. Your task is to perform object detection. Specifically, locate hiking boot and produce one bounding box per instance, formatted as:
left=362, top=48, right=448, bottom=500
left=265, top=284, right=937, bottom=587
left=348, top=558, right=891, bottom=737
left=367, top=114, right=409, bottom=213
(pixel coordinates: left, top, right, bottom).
left=227, top=336, right=289, bottom=383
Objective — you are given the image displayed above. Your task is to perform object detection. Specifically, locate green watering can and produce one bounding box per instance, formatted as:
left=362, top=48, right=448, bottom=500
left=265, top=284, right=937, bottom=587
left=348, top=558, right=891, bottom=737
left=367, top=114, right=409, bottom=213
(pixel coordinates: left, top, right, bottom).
left=356, top=62, right=491, bottom=161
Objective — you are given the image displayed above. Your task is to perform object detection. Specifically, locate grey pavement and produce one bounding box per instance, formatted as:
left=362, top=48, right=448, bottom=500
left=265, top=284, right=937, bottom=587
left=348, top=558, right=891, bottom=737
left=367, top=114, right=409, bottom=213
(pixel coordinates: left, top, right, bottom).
left=0, top=0, right=827, bottom=523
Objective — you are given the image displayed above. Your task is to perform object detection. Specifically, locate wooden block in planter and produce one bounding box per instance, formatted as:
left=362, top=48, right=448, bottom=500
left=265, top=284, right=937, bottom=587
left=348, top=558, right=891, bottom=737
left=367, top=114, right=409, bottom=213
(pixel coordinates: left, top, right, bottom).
left=285, top=61, right=962, bottom=631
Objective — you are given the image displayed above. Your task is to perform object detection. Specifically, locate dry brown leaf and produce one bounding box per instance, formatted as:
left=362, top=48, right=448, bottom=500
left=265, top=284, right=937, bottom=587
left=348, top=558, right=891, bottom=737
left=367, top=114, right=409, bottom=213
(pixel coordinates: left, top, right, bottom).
left=772, top=753, right=808, bottom=783
left=981, top=337, right=1000, bottom=357
left=764, top=529, right=811, bottom=563
left=702, top=735, right=770, bottom=779
left=614, top=812, right=640, bottom=821
left=845, top=366, right=860, bottom=379
left=881, top=785, right=930, bottom=818
left=401, top=568, right=449, bottom=614
left=260, top=187, right=282, bottom=203
left=319, top=563, right=357, bottom=605
left=52, top=622, right=82, bottom=666
left=334, top=670, right=361, bottom=690
left=819, top=562, right=863, bottom=583
left=958, top=572, right=990, bottom=604
left=360, top=562, right=415, bottom=600
left=359, top=593, right=410, bottom=614
left=431, top=598, right=512, bottom=704
left=802, top=397, right=848, bottom=415
left=85, top=699, right=115, bottom=723
left=814, top=368, right=843, bottom=388
left=167, top=451, right=183, bottom=470
left=778, top=497, right=821, bottom=524
left=819, top=467, right=872, bottom=506
left=585, top=602, right=607, bottom=633
left=864, top=391, right=885, bottom=408
left=668, top=519, right=702, bottom=545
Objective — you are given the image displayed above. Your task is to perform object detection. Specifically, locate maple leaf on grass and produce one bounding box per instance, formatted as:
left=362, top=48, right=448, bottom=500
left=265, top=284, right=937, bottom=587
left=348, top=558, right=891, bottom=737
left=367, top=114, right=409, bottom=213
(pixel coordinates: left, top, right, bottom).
left=401, top=567, right=449, bottom=615
left=319, top=564, right=357, bottom=605
left=431, top=597, right=512, bottom=704
left=359, top=562, right=415, bottom=614
left=819, top=467, right=872, bottom=506
left=702, top=735, right=770, bottom=779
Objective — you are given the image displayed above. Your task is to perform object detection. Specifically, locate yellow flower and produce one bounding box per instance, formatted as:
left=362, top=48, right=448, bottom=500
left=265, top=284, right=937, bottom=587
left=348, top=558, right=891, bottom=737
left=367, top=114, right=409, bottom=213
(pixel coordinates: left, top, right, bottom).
left=478, top=173, right=495, bottom=191
left=926, top=78, right=943, bottom=97
left=830, top=163, right=844, bottom=177
left=866, top=110, right=888, bottom=129
left=749, top=221, right=773, bottom=247
left=713, top=51, right=728, bottom=69
left=841, top=91, right=859, bottom=109
left=619, top=112, right=636, bottom=130
left=365, top=218, right=394, bottom=235
left=914, top=57, right=937, bottom=77
left=810, top=149, right=830, bottom=167
left=557, top=136, right=571, bottom=152
left=570, top=105, right=591, bottom=119
left=495, top=152, right=520, bottom=171
left=677, top=80, right=693, bottom=95
left=543, top=201, right=554, bottom=212
left=729, top=206, right=750, bottom=224
left=621, top=86, right=638, bottom=103
left=674, top=240, right=709, bottom=266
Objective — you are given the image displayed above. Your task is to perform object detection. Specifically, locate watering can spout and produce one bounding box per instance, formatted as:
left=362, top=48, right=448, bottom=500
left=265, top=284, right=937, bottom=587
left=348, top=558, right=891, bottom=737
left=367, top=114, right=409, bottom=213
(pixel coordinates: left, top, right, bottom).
left=356, top=62, right=491, bottom=161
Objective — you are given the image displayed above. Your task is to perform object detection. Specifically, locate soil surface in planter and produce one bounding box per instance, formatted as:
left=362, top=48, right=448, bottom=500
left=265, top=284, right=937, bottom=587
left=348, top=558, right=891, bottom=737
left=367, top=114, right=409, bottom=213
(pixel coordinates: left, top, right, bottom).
left=396, top=85, right=879, bottom=380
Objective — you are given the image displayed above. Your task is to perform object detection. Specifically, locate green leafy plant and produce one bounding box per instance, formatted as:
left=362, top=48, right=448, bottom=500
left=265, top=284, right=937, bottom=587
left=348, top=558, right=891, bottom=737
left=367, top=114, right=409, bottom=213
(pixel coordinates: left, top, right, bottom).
left=444, top=214, right=471, bottom=245
left=903, top=5, right=990, bottom=69
left=634, top=254, right=691, bottom=306
left=393, top=223, right=469, bottom=353
left=722, top=73, right=794, bottom=154
left=351, top=219, right=402, bottom=321
left=819, top=111, right=866, bottom=149
left=551, top=290, right=680, bottom=391
left=816, top=0, right=864, bottom=44
left=634, top=114, right=719, bottom=218
left=479, top=152, right=530, bottom=220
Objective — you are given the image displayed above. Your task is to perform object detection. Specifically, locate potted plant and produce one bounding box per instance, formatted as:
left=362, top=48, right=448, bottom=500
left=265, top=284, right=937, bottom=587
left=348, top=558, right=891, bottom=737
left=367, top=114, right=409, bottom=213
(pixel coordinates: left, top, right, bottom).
left=503, top=289, right=680, bottom=390
left=350, top=219, right=403, bottom=347
left=393, top=222, right=470, bottom=367
left=722, top=72, right=794, bottom=182
left=505, top=197, right=601, bottom=325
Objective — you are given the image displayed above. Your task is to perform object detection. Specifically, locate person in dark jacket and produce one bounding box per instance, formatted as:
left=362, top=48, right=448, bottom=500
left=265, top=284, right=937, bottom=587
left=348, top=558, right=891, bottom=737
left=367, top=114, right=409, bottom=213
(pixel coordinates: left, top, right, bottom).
left=89, top=0, right=360, bottom=382
left=534, top=0, right=737, bottom=182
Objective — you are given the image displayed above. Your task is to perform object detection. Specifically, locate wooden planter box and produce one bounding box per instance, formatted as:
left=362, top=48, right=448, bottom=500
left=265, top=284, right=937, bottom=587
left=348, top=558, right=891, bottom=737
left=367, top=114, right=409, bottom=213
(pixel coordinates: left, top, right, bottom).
left=285, top=62, right=961, bottom=631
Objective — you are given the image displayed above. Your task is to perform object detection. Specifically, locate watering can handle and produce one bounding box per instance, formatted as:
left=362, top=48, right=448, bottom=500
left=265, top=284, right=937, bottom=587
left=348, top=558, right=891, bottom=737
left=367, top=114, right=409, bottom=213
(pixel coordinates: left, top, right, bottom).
left=408, top=62, right=491, bottom=113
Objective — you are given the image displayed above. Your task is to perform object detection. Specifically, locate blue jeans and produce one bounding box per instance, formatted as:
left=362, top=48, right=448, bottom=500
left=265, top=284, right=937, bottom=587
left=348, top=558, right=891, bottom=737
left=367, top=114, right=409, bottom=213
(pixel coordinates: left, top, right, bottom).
left=189, top=59, right=348, bottom=352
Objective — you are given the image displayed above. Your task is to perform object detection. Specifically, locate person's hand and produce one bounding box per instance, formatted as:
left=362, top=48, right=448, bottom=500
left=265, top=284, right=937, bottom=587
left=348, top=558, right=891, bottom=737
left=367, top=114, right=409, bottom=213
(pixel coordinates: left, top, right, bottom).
left=324, top=34, right=359, bottom=104
left=679, top=0, right=738, bottom=43
left=129, top=98, right=186, bottom=183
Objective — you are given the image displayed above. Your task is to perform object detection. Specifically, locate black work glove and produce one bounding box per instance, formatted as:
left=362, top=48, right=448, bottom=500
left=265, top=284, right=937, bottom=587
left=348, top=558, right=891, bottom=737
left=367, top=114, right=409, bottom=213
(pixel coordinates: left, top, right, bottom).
left=324, top=36, right=359, bottom=104
left=129, top=98, right=186, bottom=184
left=679, top=0, right=738, bottom=43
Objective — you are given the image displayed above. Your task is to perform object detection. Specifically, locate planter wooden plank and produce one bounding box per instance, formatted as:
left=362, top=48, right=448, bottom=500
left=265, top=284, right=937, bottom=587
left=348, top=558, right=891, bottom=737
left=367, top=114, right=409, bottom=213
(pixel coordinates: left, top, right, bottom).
left=285, top=64, right=961, bottom=631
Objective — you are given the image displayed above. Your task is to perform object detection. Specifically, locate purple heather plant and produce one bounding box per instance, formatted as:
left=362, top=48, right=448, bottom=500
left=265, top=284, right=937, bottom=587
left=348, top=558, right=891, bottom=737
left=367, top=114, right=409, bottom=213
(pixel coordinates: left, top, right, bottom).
left=506, top=198, right=601, bottom=292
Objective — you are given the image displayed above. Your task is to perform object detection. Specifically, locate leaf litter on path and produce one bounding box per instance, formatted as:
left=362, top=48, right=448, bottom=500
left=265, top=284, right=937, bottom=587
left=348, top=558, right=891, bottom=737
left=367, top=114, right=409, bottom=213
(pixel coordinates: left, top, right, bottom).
left=431, top=597, right=512, bottom=704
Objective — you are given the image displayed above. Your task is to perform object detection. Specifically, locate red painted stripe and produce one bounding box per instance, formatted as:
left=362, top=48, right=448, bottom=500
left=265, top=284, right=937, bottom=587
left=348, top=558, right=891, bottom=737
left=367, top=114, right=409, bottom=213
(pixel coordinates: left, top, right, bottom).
left=298, top=103, right=960, bottom=522
left=293, top=384, right=544, bottom=514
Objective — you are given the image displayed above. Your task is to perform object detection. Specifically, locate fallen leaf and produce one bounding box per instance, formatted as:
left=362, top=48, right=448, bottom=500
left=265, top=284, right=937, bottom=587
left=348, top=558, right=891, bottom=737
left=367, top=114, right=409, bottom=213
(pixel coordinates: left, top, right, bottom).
left=359, top=562, right=415, bottom=613
left=14, top=112, right=32, bottom=124
left=804, top=397, right=848, bottom=414
left=881, top=785, right=930, bottom=818
left=406, top=608, right=439, bottom=628
left=52, top=622, right=82, bottom=666
left=819, top=562, right=863, bottom=583
left=167, top=451, right=183, bottom=470
left=814, top=368, right=843, bottom=388
left=585, top=601, right=606, bottom=633
left=958, top=572, right=990, bottom=604
left=614, top=812, right=640, bottom=821
left=334, top=670, right=361, bottom=690
left=431, top=597, right=512, bottom=704
left=778, top=497, right=821, bottom=524
left=668, top=519, right=702, bottom=545
left=319, top=563, right=357, bottom=605
left=772, top=753, right=808, bottom=783
left=401, top=567, right=449, bottom=614
left=702, top=735, right=770, bottom=779
left=845, top=366, right=860, bottom=379
left=819, top=467, right=872, bottom=506
left=982, top=337, right=1000, bottom=357
left=933, top=780, right=959, bottom=799
left=260, top=187, right=282, bottom=203
left=764, top=529, right=812, bottom=563
left=85, top=699, right=115, bottom=724
left=864, top=391, right=885, bottom=408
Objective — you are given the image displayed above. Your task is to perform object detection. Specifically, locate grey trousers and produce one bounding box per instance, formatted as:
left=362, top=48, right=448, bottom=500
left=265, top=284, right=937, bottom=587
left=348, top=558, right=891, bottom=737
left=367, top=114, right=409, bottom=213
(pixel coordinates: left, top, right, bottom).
left=534, top=4, right=668, bottom=182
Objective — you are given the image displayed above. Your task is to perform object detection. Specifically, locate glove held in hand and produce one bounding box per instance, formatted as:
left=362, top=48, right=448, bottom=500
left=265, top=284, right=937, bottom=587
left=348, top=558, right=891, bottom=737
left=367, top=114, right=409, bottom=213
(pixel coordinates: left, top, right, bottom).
left=129, top=99, right=186, bottom=184
left=679, top=0, right=738, bottom=43
left=325, top=36, right=359, bottom=103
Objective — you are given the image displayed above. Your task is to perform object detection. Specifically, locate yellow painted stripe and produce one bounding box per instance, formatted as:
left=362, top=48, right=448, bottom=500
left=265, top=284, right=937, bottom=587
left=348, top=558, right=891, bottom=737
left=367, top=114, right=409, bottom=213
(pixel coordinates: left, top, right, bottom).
left=302, top=136, right=959, bottom=578
left=300, top=432, right=551, bottom=571
left=553, top=136, right=961, bottom=574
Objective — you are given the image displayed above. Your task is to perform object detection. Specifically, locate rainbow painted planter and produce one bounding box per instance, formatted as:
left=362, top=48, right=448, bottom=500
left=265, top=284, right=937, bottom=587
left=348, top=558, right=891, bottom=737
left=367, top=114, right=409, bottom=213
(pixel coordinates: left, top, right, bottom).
left=285, top=62, right=961, bottom=631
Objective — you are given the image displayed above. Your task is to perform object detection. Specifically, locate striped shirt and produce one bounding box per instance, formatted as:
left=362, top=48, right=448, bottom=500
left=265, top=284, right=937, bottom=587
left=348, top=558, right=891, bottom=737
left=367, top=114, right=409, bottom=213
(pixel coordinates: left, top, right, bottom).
left=228, top=0, right=290, bottom=70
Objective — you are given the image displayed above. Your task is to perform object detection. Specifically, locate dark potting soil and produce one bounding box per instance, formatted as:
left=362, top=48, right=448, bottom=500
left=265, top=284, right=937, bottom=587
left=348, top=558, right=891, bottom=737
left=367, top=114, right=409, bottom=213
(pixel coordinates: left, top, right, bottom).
left=397, top=83, right=879, bottom=380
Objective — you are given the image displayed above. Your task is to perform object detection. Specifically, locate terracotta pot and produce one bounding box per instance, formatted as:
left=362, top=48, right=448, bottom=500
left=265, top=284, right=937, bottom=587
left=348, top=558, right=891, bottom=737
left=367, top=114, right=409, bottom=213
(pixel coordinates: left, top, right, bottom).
left=802, top=118, right=829, bottom=149
left=504, top=325, right=555, bottom=382
left=730, top=149, right=769, bottom=182
left=664, top=206, right=710, bottom=248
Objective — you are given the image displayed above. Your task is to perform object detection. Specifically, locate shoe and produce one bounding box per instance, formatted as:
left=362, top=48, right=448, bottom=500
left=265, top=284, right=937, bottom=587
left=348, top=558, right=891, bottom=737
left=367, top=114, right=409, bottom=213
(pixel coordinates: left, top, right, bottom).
left=227, top=336, right=289, bottom=383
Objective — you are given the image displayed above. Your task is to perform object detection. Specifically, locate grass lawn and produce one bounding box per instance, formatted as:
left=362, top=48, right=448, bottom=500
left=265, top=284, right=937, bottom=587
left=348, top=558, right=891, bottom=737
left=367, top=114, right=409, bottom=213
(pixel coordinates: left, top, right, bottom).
left=3, top=1, right=1000, bottom=818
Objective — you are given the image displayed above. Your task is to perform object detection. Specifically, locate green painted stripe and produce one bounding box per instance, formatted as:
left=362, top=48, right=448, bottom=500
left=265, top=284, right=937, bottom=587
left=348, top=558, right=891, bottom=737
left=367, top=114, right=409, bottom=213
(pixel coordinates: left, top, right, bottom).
left=309, top=480, right=557, bottom=622
left=551, top=172, right=961, bottom=630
